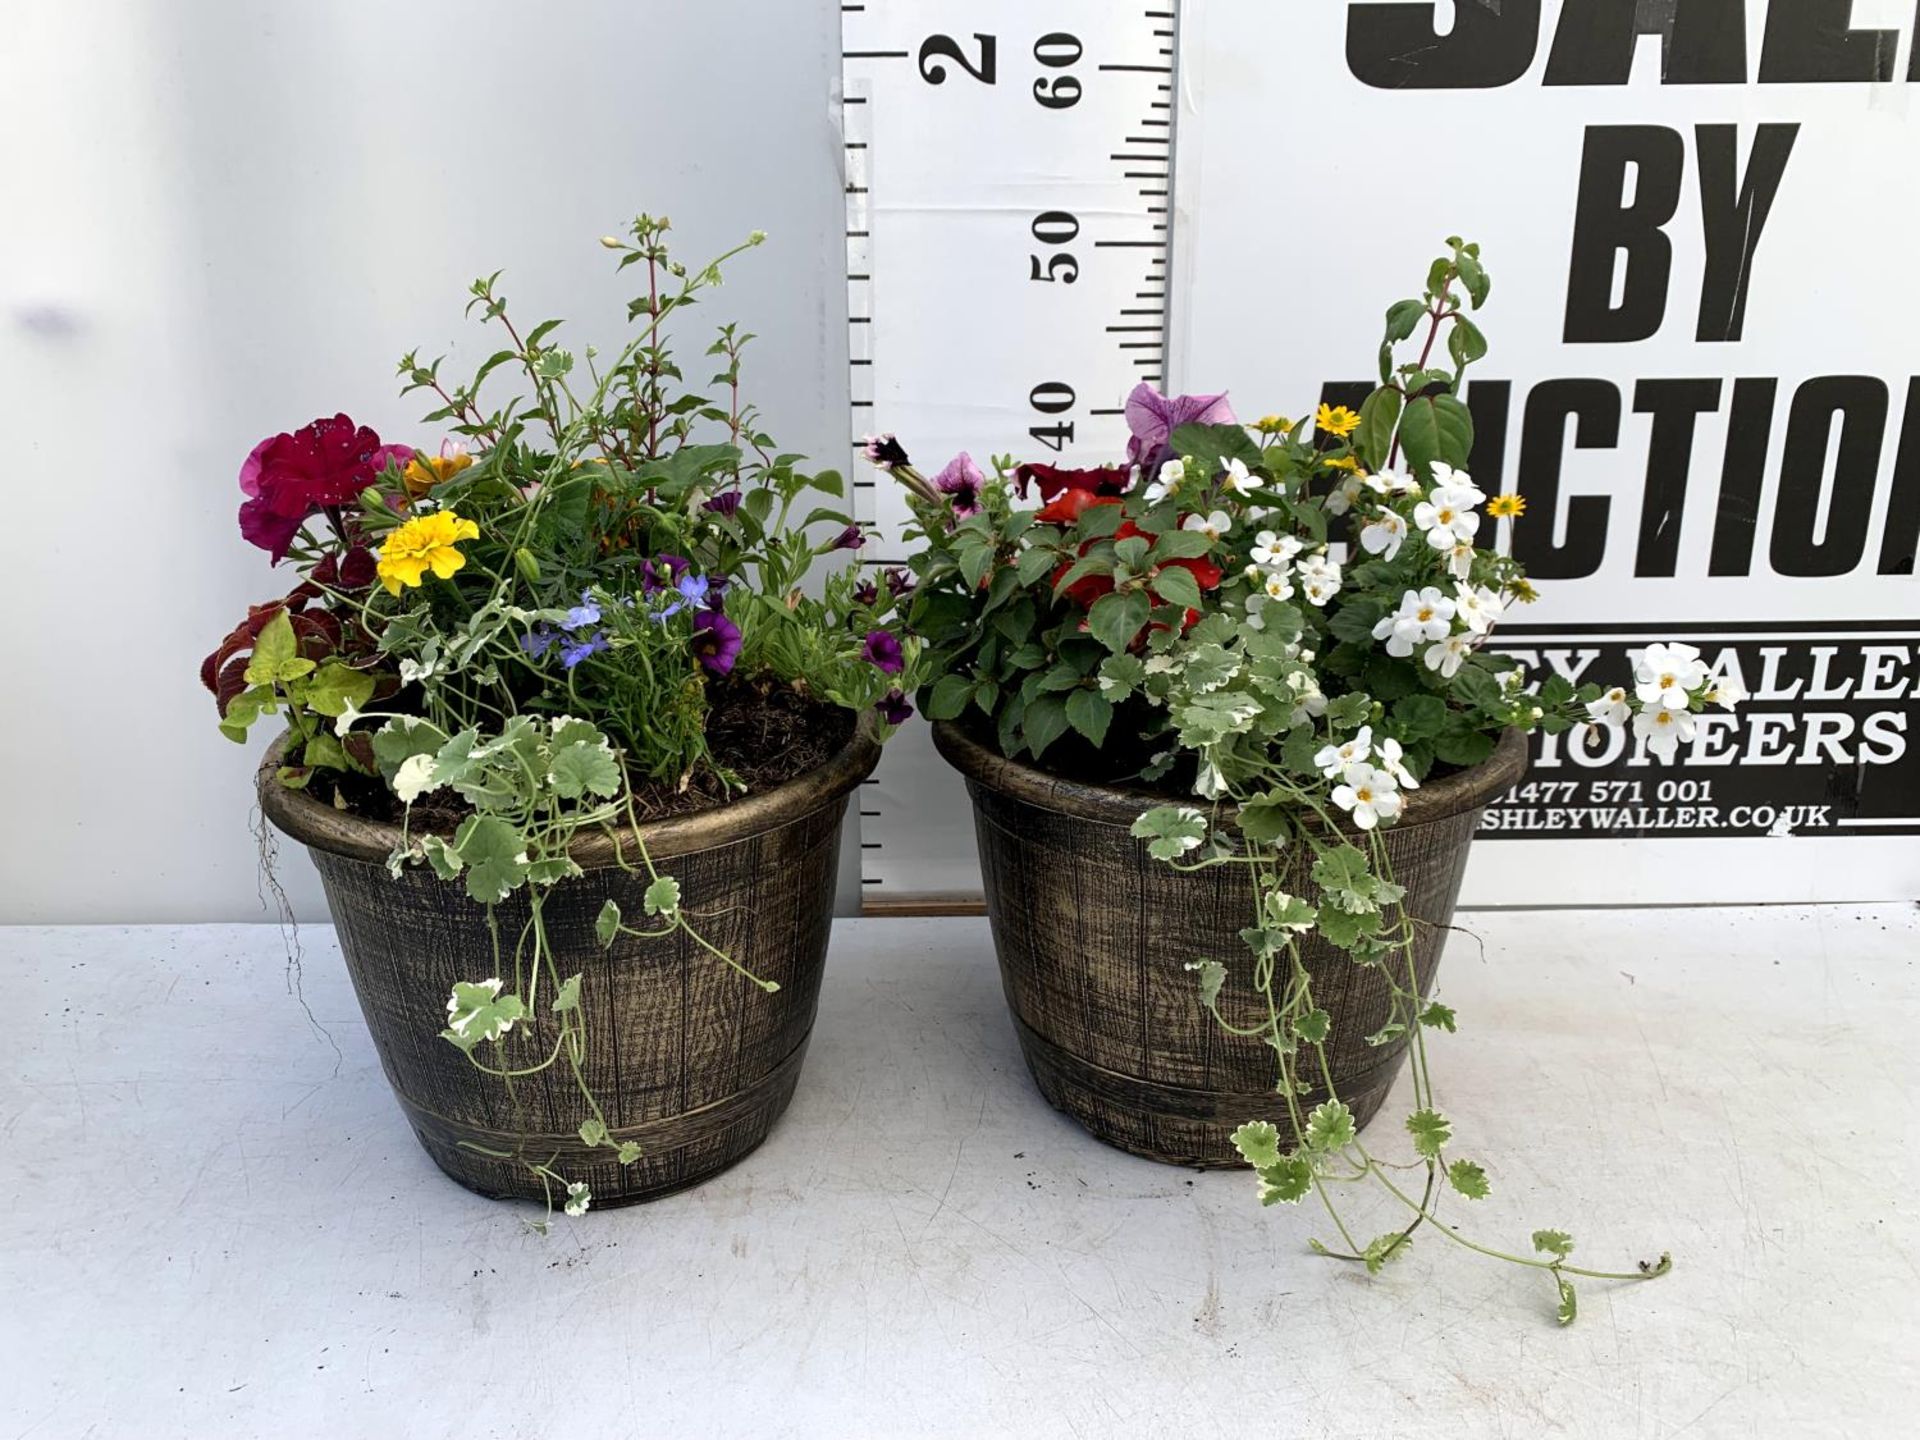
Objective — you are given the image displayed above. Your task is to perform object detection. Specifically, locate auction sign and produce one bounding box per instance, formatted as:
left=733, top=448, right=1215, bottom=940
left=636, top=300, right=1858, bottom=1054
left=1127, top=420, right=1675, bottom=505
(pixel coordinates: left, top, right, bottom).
left=1174, top=0, right=1919, bottom=902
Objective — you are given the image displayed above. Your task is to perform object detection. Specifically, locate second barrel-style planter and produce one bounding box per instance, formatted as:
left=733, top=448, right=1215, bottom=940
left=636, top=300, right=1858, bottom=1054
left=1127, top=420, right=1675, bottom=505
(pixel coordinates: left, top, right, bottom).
left=260, top=714, right=880, bottom=1206
left=934, top=721, right=1529, bottom=1167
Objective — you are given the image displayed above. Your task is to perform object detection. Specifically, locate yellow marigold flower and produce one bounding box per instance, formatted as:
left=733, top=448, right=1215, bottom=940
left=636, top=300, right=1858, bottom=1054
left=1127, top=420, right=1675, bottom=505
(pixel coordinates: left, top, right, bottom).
left=402, top=450, right=474, bottom=499
left=1320, top=453, right=1364, bottom=474
left=377, top=510, right=481, bottom=596
left=1487, top=492, right=1527, bottom=518
left=1315, top=403, right=1362, bottom=438
left=1252, top=414, right=1291, bottom=434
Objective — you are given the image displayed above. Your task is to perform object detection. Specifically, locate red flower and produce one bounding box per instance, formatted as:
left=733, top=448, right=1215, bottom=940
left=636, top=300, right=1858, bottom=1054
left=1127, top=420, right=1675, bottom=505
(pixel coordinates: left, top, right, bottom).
left=1016, top=462, right=1131, bottom=504
left=1035, top=490, right=1124, bottom=526
left=237, top=414, right=386, bottom=560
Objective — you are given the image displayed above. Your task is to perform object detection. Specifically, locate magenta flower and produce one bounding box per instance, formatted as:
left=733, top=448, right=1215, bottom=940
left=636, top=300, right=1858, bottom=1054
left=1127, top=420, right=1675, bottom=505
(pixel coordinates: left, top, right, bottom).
left=831, top=524, right=865, bottom=552
left=369, top=443, right=416, bottom=476
left=932, top=451, right=986, bottom=518
left=642, top=553, right=693, bottom=594
left=691, top=609, right=743, bottom=676
left=703, top=490, right=744, bottom=517
left=1123, top=383, right=1236, bottom=468
left=860, top=433, right=911, bottom=469
left=861, top=629, right=905, bottom=675
left=236, top=414, right=386, bottom=562
left=876, top=689, right=914, bottom=725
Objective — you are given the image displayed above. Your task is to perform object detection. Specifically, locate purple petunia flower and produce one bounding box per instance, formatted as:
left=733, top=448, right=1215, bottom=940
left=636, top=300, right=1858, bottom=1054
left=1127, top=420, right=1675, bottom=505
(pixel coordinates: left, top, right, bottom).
left=884, top=566, right=916, bottom=598
left=831, top=524, right=865, bottom=552
left=642, top=553, right=693, bottom=594
left=861, top=629, right=905, bottom=675
left=1123, top=382, right=1236, bottom=469
left=852, top=577, right=880, bottom=607
left=876, top=689, right=914, bottom=725
left=691, top=609, right=742, bottom=676
left=703, top=490, right=744, bottom=517
left=860, top=433, right=911, bottom=469
left=932, top=451, right=986, bottom=518
left=559, top=633, right=609, bottom=669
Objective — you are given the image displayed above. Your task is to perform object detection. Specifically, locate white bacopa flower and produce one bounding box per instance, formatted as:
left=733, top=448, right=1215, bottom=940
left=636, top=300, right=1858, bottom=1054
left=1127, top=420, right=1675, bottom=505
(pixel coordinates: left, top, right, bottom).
left=1371, top=586, right=1456, bottom=658
left=1423, top=632, right=1474, bottom=679
left=1585, top=686, right=1631, bottom=727
left=1633, top=703, right=1696, bottom=761
left=1634, top=642, right=1709, bottom=710
left=564, top=1181, right=592, bottom=1217
left=1445, top=540, right=1476, bottom=581
left=1251, top=530, right=1303, bottom=569
left=1183, top=508, right=1232, bottom=542
left=1263, top=570, right=1296, bottom=602
left=1358, top=508, right=1408, bottom=561
left=1369, top=467, right=1421, bottom=496
left=1326, top=473, right=1367, bottom=516
left=1705, top=676, right=1747, bottom=710
left=1145, top=458, right=1185, bottom=504
left=1124, top=463, right=1142, bottom=493
left=1453, top=583, right=1504, bottom=636
left=1331, top=762, right=1404, bottom=830
left=1222, top=458, right=1261, bottom=496
left=1427, top=461, right=1485, bottom=504
left=1289, top=690, right=1328, bottom=726
left=1413, top=483, right=1484, bottom=551
left=1374, top=736, right=1421, bottom=790
left=1297, top=553, right=1342, bottom=607
left=1314, top=724, right=1374, bottom=778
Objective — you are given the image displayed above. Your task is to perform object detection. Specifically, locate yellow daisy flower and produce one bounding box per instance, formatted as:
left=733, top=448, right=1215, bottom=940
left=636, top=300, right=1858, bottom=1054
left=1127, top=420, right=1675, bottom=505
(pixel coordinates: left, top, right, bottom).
left=1315, top=403, right=1362, bottom=438
left=1508, top=577, right=1539, bottom=604
left=1320, top=453, right=1364, bottom=474
left=1488, top=492, right=1527, bottom=518
left=402, top=449, right=474, bottom=498
left=1252, top=414, right=1291, bottom=434
left=376, top=510, right=481, bottom=596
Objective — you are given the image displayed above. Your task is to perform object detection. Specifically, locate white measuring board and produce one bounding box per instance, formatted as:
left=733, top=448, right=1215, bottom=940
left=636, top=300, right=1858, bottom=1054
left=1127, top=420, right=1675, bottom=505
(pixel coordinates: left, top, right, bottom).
left=840, top=2, right=1181, bottom=902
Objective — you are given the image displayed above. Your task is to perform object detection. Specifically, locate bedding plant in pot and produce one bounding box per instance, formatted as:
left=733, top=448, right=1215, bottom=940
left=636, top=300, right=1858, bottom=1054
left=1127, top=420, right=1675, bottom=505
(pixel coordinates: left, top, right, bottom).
left=872, top=239, right=1744, bottom=1321
left=203, top=215, right=922, bottom=1218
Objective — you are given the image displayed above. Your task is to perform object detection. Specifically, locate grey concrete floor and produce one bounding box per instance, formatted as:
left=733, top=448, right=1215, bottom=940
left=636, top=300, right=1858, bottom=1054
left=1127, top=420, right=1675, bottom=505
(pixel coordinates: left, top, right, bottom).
left=3, top=907, right=1915, bottom=1438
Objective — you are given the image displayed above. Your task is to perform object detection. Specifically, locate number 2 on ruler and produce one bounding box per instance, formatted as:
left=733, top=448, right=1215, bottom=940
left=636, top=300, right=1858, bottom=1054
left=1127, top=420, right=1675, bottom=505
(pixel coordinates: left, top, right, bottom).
left=917, top=32, right=1084, bottom=110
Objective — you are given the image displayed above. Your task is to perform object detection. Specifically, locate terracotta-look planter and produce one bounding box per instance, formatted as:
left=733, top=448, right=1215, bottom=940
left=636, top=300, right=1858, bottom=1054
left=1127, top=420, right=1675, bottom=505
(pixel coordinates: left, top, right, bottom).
left=934, top=722, right=1528, bottom=1167
left=260, top=716, right=880, bottom=1206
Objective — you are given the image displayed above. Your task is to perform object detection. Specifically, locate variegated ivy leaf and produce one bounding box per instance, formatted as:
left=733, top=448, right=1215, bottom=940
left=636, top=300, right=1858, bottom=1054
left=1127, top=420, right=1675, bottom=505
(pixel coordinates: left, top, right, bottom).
left=553, top=973, right=582, bottom=1013
left=1131, top=805, right=1208, bottom=860
left=1292, top=1007, right=1331, bottom=1044
left=1230, top=1119, right=1284, bottom=1171
left=578, top=1117, right=609, bottom=1147
left=419, top=835, right=463, bottom=881
left=393, top=753, right=440, bottom=805
left=443, top=978, right=525, bottom=1048
left=549, top=739, right=622, bottom=800
left=1184, top=958, right=1227, bottom=1009
left=1420, top=1001, right=1458, bottom=1033
left=527, top=856, right=583, bottom=886
left=1362, top=1233, right=1411, bottom=1275
left=1181, top=642, right=1240, bottom=695
left=1304, top=1099, right=1356, bottom=1153
left=1173, top=693, right=1262, bottom=748
left=452, top=815, right=531, bottom=905
left=563, top=1181, right=591, bottom=1217
left=1447, top=1159, right=1490, bottom=1199
left=1405, top=1108, right=1451, bottom=1158
left=643, top=875, right=681, bottom=917
left=1366, top=1021, right=1408, bottom=1047
left=1555, top=1276, right=1578, bottom=1327
left=1097, top=653, right=1147, bottom=701
left=1532, top=1229, right=1576, bottom=1260
left=616, top=1141, right=642, bottom=1164
left=595, top=899, right=622, bottom=947
left=371, top=715, right=449, bottom=780
left=549, top=715, right=604, bottom=749
left=1257, top=1155, right=1314, bottom=1206
left=1263, top=891, right=1318, bottom=933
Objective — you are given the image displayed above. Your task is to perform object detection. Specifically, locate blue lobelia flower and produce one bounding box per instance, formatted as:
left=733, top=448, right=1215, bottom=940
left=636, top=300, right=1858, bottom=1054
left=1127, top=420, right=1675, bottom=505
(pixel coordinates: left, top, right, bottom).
left=559, top=632, right=609, bottom=669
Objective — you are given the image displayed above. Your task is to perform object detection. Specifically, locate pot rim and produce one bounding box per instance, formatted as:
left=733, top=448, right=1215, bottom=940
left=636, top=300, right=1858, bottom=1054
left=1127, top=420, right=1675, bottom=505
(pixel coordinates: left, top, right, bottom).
left=932, top=718, right=1527, bottom=831
left=259, top=708, right=882, bottom=867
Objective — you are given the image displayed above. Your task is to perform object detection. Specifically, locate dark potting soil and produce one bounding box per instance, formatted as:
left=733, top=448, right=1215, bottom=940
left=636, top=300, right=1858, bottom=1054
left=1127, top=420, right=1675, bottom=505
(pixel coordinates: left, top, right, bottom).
left=316, top=679, right=856, bottom=833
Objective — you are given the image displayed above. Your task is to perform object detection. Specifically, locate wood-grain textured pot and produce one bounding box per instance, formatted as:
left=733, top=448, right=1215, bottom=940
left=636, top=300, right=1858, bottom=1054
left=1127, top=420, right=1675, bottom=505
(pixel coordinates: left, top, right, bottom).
left=259, top=714, right=880, bottom=1206
left=933, top=722, right=1528, bottom=1167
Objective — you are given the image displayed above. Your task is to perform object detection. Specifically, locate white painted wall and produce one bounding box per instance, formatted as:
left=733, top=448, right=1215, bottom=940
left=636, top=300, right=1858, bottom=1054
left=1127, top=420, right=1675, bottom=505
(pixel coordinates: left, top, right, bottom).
left=0, top=1, right=854, bottom=923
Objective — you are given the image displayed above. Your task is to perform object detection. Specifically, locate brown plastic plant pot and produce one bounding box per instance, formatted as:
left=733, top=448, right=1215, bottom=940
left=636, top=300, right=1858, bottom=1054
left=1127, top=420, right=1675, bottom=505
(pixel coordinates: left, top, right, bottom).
left=933, top=720, right=1528, bottom=1168
left=258, top=713, right=881, bottom=1207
